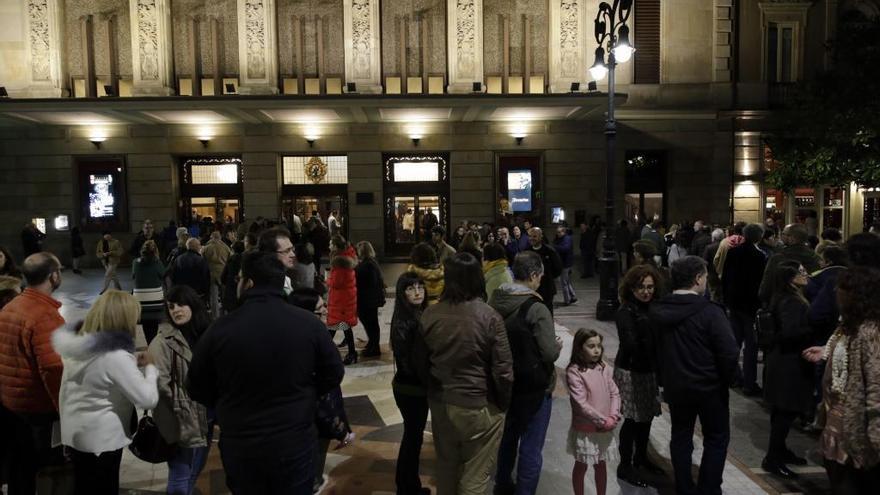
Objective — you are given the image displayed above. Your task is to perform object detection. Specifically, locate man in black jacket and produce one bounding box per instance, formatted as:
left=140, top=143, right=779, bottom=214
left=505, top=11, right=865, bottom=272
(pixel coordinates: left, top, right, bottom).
left=168, top=237, right=211, bottom=297
left=525, top=227, right=562, bottom=316
left=721, top=223, right=767, bottom=396
left=187, top=251, right=344, bottom=495
left=651, top=256, right=739, bottom=495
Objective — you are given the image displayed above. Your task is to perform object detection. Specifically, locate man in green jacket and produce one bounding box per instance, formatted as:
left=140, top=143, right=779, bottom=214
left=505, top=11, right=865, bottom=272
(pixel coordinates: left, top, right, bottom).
left=489, top=251, right=562, bottom=495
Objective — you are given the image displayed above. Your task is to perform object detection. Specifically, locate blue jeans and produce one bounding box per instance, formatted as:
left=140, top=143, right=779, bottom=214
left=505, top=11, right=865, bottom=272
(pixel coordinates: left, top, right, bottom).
left=167, top=445, right=211, bottom=495
left=494, top=395, right=553, bottom=495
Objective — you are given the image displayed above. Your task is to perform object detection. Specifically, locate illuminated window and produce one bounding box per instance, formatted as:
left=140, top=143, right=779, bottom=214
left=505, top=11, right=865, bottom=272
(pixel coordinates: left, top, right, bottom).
left=283, top=156, right=348, bottom=185
left=191, top=163, right=239, bottom=184
left=393, top=161, right=439, bottom=182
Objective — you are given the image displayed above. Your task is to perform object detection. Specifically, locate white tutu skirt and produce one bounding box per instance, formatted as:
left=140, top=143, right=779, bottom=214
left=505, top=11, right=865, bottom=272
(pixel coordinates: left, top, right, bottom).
left=567, top=428, right=620, bottom=465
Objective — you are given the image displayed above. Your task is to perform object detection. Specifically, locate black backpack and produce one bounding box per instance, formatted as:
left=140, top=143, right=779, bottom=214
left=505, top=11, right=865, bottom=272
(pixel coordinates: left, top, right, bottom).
left=504, top=297, right=552, bottom=416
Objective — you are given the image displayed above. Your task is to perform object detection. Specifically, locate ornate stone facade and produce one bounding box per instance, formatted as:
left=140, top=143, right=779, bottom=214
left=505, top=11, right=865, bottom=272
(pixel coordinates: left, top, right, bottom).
left=344, top=0, right=382, bottom=93
left=549, top=0, right=586, bottom=92
left=446, top=0, right=484, bottom=93
left=129, top=0, right=174, bottom=95
left=25, top=0, right=66, bottom=96
left=237, top=0, right=278, bottom=94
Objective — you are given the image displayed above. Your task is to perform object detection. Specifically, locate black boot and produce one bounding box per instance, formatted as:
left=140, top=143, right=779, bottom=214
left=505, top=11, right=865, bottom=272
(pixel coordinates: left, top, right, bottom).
left=617, top=464, right=648, bottom=488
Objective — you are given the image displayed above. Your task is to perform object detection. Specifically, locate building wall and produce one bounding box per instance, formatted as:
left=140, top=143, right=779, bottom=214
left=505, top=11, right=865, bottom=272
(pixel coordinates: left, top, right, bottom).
left=65, top=0, right=133, bottom=80
left=0, top=1, right=29, bottom=92
left=0, top=118, right=731, bottom=263
left=380, top=0, right=446, bottom=80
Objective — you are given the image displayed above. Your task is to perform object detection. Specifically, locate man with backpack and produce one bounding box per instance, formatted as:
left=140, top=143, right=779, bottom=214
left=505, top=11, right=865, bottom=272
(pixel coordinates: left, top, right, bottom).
left=489, top=251, right=562, bottom=495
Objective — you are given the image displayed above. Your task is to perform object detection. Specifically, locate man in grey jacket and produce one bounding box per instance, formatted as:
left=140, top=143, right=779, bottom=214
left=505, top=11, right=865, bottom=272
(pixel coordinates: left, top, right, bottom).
left=490, top=251, right=562, bottom=495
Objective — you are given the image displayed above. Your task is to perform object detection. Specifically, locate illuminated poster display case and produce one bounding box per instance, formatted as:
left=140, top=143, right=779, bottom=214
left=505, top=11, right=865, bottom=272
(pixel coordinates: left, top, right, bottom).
left=76, top=157, right=128, bottom=232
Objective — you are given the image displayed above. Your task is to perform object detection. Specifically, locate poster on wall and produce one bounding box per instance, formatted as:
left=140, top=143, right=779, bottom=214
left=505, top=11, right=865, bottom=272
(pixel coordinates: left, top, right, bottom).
left=88, top=174, right=116, bottom=219
left=507, top=170, right=533, bottom=212
left=77, top=159, right=127, bottom=231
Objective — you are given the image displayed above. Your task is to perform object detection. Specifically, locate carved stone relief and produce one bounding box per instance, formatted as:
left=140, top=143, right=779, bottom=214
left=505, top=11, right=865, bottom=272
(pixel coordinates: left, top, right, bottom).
left=237, top=0, right=277, bottom=93
left=129, top=0, right=173, bottom=94
left=27, top=0, right=52, bottom=81
left=446, top=0, right=483, bottom=93
left=136, top=0, right=160, bottom=80
left=344, top=0, right=382, bottom=93
left=549, top=0, right=586, bottom=92
left=25, top=0, right=66, bottom=96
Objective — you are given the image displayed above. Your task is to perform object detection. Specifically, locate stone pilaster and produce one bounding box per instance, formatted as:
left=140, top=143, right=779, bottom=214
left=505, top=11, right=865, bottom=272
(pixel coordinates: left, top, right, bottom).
left=129, top=0, right=175, bottom=95
left=446, top=0, right=484, bottom=94
left=549, top=0, right=587, bottom=93
left=25, top=0, right=67, bottom=97
left=714, top=0, right=734, bottom=82
left=343, top=0, right=382, bottom=94
left=237, top=0, right=279, bottom=95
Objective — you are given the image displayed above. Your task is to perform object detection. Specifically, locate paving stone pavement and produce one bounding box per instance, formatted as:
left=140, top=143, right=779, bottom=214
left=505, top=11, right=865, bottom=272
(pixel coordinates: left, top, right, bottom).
left=26, top=264, right=831, bottom=494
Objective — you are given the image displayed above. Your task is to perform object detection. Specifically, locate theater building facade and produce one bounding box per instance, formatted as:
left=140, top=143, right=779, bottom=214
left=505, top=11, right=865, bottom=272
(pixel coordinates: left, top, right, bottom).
left=0, top=0, right=875, bottom=261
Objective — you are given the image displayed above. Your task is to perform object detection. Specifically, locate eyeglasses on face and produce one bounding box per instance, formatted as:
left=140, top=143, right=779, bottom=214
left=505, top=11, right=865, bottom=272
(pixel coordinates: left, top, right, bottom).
left=276, top=247, right=294, bottom=255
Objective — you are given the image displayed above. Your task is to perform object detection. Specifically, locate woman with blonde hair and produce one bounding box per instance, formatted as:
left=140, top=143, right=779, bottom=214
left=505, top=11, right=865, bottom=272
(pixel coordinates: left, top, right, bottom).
left=53, top=290, right=159, bottom=495
left=355, top=240, right=385, bottom=357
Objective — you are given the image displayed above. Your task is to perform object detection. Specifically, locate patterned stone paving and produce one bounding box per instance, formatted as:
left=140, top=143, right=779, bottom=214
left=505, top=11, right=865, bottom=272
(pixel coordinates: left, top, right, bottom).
left=28, top=265, right=831, bottom=494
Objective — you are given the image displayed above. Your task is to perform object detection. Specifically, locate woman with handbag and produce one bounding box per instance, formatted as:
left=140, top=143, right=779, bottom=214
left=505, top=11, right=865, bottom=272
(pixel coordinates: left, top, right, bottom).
left=133, top=240, right=165, bottom=344
left=762, top=262, right=814, bottom=479
left=147, top=285, right=213, bottom=495
left=355, top=240, right=385, bottom=358
left=52, top=291, right=159, bottom=495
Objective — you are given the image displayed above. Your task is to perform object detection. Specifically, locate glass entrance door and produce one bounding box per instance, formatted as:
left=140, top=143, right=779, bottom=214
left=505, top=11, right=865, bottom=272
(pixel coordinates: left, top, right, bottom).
left=282, top=194, right=347, bottom=237
left=187, top=197, right=241, bottom=224
left=388, top=195, right=444, bottom=256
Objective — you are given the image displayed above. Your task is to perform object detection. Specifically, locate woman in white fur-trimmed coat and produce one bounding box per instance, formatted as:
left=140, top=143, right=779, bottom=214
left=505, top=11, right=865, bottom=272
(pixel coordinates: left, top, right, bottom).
left=52, top=290, right=159, bottom=495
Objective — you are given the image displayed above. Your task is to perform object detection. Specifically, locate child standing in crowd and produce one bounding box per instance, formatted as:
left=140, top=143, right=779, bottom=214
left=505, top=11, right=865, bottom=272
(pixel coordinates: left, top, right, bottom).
left=327, top=235, right=359, bottom=365
left=566, top=329, right=620, bottom=495
left=390, top=272, right=430, bottom=495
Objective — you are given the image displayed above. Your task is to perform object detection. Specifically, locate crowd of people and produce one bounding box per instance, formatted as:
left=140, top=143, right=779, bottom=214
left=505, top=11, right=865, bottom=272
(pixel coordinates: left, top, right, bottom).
left=0, top=212, right=877, bottom=495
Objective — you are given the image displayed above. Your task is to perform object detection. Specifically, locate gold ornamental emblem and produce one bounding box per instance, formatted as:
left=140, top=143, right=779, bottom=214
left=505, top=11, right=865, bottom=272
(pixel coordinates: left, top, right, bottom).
left=305, top=156, right=328, bottom=184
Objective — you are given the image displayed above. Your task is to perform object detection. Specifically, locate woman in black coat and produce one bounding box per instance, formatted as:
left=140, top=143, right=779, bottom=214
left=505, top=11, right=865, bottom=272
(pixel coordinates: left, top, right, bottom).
left=614, top=264, right=663, bottom=487
left=762, top=261, right=814, bottom=478
left=355, top=241, right=385, bottom=357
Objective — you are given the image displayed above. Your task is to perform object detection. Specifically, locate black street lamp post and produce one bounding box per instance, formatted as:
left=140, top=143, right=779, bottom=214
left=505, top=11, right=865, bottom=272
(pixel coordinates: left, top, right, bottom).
left=591, top=0, right=634, bottom=321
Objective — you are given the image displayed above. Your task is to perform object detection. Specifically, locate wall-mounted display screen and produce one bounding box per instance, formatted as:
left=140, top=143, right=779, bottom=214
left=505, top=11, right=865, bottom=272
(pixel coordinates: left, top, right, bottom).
left=77, top=159, right=127, bottom=231
left=88, top=174, right=116, bottom=219
left=507, top=170, right=533, bottom=212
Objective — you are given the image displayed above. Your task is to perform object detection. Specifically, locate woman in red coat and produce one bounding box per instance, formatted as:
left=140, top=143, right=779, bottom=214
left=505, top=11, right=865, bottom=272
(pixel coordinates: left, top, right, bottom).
left=327, top=235, right=359, bottom=364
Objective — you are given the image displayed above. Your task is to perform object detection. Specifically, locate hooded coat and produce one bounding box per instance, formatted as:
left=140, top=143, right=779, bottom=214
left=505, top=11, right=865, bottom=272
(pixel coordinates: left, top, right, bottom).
left=52, top=325, right=159, bottom=454
left=649, top=293, right=739, bottom=403
left=483, top=259, right=513, bottom=304
left=327, top=245, right=358, bottom=326
left=490, top=283, right=560, bottom=395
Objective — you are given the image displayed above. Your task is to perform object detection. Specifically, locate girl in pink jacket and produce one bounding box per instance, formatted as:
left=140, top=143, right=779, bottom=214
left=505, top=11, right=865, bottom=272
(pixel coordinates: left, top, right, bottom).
left=566, top=329, right=621, bottom=495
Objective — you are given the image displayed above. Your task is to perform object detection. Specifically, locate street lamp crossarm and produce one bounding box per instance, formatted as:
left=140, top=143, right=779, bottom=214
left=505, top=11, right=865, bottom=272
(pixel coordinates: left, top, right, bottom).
left=594, top=0, right=633, bottom=47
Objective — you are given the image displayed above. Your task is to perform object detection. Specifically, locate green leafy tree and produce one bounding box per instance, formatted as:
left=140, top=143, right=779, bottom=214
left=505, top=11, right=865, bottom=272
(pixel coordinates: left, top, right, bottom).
left=764, top=14, right=880, bottom=191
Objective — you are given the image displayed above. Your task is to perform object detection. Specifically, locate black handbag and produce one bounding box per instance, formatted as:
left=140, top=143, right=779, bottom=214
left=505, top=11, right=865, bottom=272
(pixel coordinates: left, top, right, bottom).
left=755, top=307, right=776, bottom=350
left=129, top=411, right=177, bottom=463
left=129, top=352, right=178, bottom=463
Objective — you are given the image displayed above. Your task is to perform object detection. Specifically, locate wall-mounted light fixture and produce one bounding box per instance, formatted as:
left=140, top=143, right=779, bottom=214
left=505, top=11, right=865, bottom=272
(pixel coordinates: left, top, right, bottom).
left=513, top=132, right=527, bottom=146
left=89, top=136, right=107, bottom=149
left=197, top=136, right=211, bottom=148
left=305, top=134, right=318, bottom=148
left=410, top=134, right=422, bottom=147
